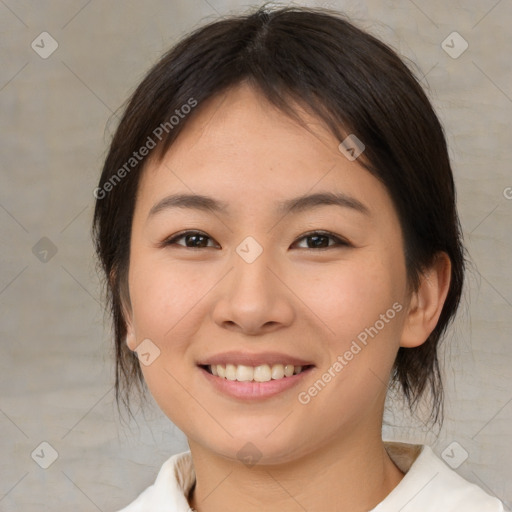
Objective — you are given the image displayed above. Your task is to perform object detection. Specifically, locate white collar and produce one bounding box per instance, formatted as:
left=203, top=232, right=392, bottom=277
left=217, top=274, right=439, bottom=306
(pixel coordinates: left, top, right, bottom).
left=118, top=442, right=503, bottom=511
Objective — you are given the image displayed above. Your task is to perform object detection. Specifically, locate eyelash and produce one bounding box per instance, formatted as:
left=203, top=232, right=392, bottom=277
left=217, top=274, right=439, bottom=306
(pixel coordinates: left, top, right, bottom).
left=160, top=230, right=351, bottom=250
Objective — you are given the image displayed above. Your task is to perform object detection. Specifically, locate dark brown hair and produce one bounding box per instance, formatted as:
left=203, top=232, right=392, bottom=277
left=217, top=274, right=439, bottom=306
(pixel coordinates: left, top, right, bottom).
left=93, top=4, right=465, bottom=425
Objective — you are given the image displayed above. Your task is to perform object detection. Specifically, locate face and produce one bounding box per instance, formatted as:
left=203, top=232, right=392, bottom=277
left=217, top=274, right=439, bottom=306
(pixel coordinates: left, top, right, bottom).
left=125, top=83, right=412, bottom=464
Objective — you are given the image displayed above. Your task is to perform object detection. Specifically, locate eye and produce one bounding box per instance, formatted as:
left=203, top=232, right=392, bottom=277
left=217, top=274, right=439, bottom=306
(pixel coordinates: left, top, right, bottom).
left=160, top=230, right=350, bottom=250
left=161, top=230, right=219, bottom=249
left=292, top=230, right=350, bottom=250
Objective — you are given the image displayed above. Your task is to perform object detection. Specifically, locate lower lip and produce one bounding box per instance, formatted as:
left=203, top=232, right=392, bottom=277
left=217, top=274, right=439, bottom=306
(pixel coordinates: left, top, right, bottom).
left=199, top=366, right=313, bottom=400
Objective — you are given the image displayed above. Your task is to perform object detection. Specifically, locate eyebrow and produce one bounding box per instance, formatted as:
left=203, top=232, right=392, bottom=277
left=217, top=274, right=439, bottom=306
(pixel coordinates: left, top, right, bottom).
left=148, top=191, right=370, bottom=218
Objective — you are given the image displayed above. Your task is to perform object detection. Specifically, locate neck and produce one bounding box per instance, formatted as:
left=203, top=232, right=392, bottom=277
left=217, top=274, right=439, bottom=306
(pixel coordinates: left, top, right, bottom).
left=188, top=428, right=404, bottom=512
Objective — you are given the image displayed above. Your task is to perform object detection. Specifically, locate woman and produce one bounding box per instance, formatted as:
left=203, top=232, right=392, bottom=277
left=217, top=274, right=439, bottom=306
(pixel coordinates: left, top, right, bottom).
left=93, top=5, right=504, bottom=511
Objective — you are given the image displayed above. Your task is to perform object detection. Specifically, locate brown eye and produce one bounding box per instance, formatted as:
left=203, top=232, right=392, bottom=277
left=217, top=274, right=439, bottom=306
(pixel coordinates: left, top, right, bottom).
left=293, top=231, right=350, bottom=250
left=162, top=231, right=219, bottom=249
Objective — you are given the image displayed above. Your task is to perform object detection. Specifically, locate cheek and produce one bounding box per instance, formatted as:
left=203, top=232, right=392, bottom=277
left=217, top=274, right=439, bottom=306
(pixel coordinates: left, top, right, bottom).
left=128, top=254, right=210, bottom=341
left=299, top=254, right=405, bottom=344
left=292, top=260, right=406, bottom=419
left=128, top=256, right=209, bottom=420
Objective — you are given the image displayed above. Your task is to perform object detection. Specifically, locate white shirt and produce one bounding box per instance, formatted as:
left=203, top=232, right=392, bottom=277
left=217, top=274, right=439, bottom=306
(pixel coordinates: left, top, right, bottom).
left=117, top=442, right=504, bottom=511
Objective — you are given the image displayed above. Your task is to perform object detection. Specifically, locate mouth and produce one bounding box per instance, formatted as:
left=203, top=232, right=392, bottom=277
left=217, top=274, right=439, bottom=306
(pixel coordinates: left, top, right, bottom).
left=198, top=362, right=314, bottom=400
left=200, top=363, right=314, bottom=382
left=196, top=351, right=315, bottom=400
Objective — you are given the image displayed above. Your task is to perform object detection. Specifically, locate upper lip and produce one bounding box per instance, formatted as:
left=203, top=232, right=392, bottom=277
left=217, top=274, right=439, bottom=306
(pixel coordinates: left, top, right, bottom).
left=197, top=351, right=314, bottom=367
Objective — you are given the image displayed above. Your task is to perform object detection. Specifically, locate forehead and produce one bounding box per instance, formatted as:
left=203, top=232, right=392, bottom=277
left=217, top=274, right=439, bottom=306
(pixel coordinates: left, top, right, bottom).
left=163, top=83, right=338, bottom=170
left=136, top=83, right=396, bottom=222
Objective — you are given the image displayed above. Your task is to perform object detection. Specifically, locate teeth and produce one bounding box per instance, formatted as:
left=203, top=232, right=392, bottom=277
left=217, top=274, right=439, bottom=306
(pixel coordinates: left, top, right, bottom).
left=236, top=365, right=254, bottom=382
left=207, top=363, right=306, bottom=382
left=271, top=364, right=284, bottom=379
left=253, top=365, right=271, bottom=382
left=225, top=364, right=237, bottom=381
left=284, top=364, right=295, bottom=377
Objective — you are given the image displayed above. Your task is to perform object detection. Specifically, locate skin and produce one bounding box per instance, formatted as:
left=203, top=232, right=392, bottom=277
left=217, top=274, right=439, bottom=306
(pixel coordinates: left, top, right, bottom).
left=125, top=82, right=451, bottom=512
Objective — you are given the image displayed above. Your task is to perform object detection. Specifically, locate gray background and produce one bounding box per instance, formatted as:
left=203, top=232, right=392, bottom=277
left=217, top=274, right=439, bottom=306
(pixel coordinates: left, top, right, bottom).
left=1, top=0, right=511, bottom=510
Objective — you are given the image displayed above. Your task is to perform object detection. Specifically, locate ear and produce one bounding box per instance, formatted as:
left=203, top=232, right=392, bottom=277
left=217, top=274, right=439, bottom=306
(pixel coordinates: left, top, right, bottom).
left=123, top=295, right=137, bottom=351
left=111, top=267, right=137, bottom=351
left=125, top=314, right=137, bottom=351
left=120, top=288, right=137, bottom=352
left=400, top=252, right=452, bottom=348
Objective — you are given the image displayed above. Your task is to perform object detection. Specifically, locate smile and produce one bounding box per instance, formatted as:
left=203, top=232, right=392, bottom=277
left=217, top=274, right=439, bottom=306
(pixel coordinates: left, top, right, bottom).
left=199, top=363, right=314, bottom=400
left=204, top=363, right=310, bottom=382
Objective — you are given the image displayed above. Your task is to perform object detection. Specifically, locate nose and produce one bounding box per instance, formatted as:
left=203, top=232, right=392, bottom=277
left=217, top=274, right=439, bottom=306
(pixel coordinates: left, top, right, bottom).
left=211, top=248, right=295, bottom=336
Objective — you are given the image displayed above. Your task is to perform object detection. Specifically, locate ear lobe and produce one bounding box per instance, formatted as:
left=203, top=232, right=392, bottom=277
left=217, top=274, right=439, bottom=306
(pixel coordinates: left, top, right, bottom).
left=113, top=269, right=136, bottom=350
left=108, top=266, right=137, bottom=352
left=121, top=292, right=137, bottom=351
left=125, top=319, right=137, bottom=351
left=400, top=252, right=452, bottom=348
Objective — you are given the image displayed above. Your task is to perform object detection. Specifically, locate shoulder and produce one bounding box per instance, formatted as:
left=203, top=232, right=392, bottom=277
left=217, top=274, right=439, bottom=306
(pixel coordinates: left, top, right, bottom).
left=374, top=443, right=504, bottom=512
left=115, top=451, right=195, bottom=512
